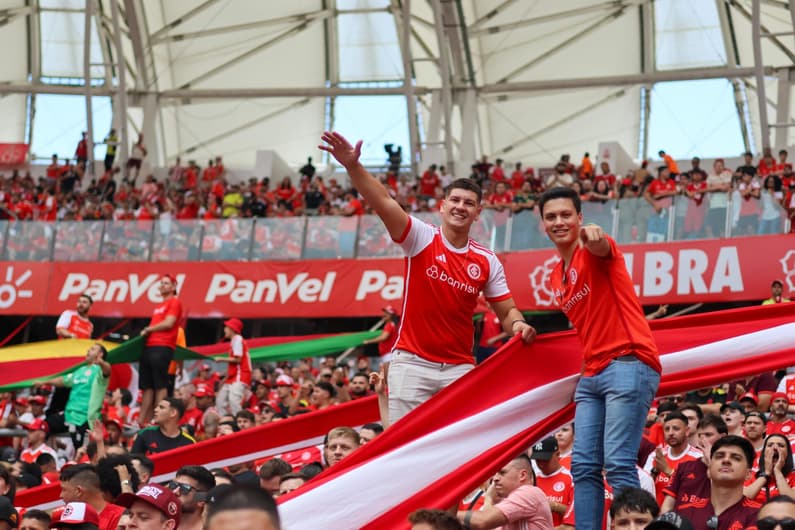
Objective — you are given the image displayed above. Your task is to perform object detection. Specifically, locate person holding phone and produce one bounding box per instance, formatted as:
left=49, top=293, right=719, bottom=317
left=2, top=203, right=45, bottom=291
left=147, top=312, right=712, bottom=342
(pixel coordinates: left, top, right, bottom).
left=745, top=433, right=795, bottom=503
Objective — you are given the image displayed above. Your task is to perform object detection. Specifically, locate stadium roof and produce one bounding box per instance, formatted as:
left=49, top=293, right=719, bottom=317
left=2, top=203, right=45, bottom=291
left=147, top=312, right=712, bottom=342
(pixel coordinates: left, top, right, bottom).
left=0, top=0, right=794, bottom=173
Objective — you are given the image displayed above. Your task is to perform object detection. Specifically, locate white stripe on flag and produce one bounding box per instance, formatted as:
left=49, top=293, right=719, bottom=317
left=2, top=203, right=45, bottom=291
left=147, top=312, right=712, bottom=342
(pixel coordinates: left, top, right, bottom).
left=281, top=322, right=795, bottom=529
left=280, top=375, right=579, bottom=530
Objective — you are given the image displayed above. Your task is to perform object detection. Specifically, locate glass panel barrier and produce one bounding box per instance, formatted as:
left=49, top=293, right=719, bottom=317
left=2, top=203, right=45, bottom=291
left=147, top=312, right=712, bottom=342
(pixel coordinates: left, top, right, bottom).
left=581, top=199, right=617, bottom=234
left=100, top=221, right=153, bottom=261
left=3, top=221, right=55, bottom=261
left=671, top=193, right=709, bottom=240
left=200, top=219, right=254, bottom=261
left=752, top=189, right=789, bottom=236
left=356, top=215, right=403, bottom=258
left=251, top=217, right=306, bottom=261
left=152, top=219, right=203, bottom=261
left=53, top=221, right=103, bottom=261
left=304, top=216, right=358, bottom=259
left=413, top=210, right=497, bottom=250
left=695, top=191, right=728, bottom=239
left=507, top=209, right=551, bottom=251
left=615, top=196, right=657, bottom=244
left=0, top=221, right=9, bottom=260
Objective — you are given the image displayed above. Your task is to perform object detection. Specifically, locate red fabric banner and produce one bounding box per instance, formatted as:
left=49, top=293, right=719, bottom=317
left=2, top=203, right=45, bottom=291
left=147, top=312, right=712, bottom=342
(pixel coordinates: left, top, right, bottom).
left=0, top=235, right=792, bottom=317
left=0, top=143, right=28, bottom=166
left=15, top=303, right=795, bottom=522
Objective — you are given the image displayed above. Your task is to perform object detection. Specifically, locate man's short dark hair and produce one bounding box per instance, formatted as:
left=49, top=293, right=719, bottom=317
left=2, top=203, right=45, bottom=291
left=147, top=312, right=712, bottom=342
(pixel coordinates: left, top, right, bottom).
left=163, top=396, right=186, bottom=419
left=444, top=178, right=483, bottom=202
left=119, top=387, right=133, bottom=406
left=408, top=509, right=463, bottom=530
left=699, top=414, right=728, bottom=435
left=205, top=484, right=280, bottom=529
left=609, top=487, right=660, bottom=519
left=361, top=423, right=384, bottom=435
left=258, top=459, right=292, bottom=480
left=21, top=508, right=50, bottom=525
left=79, top=293, right=93, bottom=305
left=210, top=468, right=235, bottom=484
left=60, top=464, right=100, bottom=490
left=95, top=343, right=108, bottom=361
left=679, top=403, right=704, bottom=420
left=315, top=381, right=337, bottom=399
left=351, top=372, right=369, bottom=382
left=130, top=454, right=155, bottom=476
left=538, top=187, right=582, bottom=215
left=664, top=411, right=689, bottom=426
left=235, top=410, right=255, bottom=423
left=35, top=452, right=56, bottom=468
left=177, top=465, right=216, bottom=492
left=299, top=463, right=324, bottom=480
left=711, top=435, right=755, bottom=468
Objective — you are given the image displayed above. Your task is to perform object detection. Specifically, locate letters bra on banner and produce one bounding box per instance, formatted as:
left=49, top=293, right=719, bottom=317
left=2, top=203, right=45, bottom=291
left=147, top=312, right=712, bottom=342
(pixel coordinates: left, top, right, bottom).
left=0, top=235, right=792, bottom=317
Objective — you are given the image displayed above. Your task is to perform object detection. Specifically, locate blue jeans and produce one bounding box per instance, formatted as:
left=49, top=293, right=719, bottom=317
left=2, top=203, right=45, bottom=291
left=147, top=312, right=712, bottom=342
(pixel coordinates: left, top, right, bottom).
left=572, top=357, right=660, bottom=530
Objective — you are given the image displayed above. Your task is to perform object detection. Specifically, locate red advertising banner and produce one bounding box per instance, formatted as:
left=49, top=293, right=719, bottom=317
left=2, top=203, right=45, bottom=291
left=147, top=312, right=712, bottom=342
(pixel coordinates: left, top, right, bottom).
left=0, top=235, right=792, bottom=318
left=0, top=143, right=29, bottom=166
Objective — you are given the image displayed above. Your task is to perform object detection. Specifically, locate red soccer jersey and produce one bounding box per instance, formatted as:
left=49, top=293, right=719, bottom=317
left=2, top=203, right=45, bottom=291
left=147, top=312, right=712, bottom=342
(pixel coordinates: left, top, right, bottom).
left=225, top=334, right=252, bottom=385
left=56, top=310, right=94, bottom=339
left=549, top=236, right=661, bottom=376
left=419, top=172, right=439, bottom=196
left=663, top=458, right=710, bottom=511
left=378, top=321, right=398, bottom=356
left=145, top=297, right=182, bottom=348
left=393, top=217, right=511, bottom=364
left=535, top=467, right=573, bottom=526
left=180, top=407, right=204, bottom=430
left=677, top=496, right=760, bottom=530
left=99, top=503, right=125, bottom=530
left=767, top=419, right=795, bottom=441
left=750, top=471, right=795, bottom=503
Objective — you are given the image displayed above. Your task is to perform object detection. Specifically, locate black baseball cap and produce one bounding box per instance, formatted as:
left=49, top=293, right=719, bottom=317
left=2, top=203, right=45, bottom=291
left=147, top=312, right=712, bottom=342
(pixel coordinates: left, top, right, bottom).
left=646, top=512, right=695, bottom=530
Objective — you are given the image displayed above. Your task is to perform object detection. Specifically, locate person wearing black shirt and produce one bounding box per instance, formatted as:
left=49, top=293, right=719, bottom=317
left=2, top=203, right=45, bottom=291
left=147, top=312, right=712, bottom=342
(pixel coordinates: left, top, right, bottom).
left=131, top=397, right=195, bottom=456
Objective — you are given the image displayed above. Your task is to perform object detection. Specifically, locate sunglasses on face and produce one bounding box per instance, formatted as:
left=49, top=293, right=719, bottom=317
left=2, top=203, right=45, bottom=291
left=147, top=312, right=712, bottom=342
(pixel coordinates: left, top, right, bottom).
left=166, top=481, right=200, bottom=495
left=758, top=517, right=795, bottom=530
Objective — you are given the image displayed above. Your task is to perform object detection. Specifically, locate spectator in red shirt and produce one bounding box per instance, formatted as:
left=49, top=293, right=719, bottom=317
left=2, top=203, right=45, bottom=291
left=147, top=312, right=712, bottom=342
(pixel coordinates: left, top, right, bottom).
left=491, top=158, right=506, bottom=183
left=138, top=274, right=182, bottom=427
left=510, top=162, right=526, bottom=190
left=420, top=165, right=440, bottom=197
left=362, top=305, right=399, bottom=364
left=75, top=132, right=88, bottom=165
left=745, top=432, right=795, bottom=503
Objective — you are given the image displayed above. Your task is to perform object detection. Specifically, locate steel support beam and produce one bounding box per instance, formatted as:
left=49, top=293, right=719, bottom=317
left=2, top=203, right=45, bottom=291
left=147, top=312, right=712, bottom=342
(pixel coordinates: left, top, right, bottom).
left=717, top=0, right=752, bottom=152
left=150, top=0, right=222, bottom=41
left=494, top=90, right=627, bottom=155
left=752, top=0, right=771, bottom=149
left=430, top=0, right=455, bottom=173
left=176, top=99, right=310, bottom=158
left=469, top=0, right=521, bottom=31
left=496, top=7, right=627, bottom=84
left=153, top=10, right=332, bottom=44
left=110, top=0, right=129, bottom=168
left=471, top=0, right=636, bottom=36
left=394, top=0, right=420, bottom=175
left=639, top=1, right=654, bottom=160
left=481, top=66, right=775, bottom=94
left=775, top=68, right=792, bottom=149
left=83, top=0, right=95, bottom=176
left=179, top=20, right=317, bottom=89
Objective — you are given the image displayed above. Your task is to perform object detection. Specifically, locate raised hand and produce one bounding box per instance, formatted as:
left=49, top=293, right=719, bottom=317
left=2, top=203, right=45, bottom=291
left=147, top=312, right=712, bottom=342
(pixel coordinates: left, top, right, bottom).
left=319, top=131, right=363, bottom=170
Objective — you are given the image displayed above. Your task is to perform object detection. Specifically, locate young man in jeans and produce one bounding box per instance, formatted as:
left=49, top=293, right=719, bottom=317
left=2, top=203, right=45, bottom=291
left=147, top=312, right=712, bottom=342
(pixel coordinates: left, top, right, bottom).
left=538, top=187, right=661, bottom=530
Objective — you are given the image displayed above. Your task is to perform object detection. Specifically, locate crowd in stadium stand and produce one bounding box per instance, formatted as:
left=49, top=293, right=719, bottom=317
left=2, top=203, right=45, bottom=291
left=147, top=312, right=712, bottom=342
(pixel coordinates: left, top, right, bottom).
left=0, top=134, right=793, bottom=243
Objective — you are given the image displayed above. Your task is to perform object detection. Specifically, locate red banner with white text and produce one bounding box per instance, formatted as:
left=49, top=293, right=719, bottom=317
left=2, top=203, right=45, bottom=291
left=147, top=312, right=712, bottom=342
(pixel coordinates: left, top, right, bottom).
left=0, top=143, right=29, bottom=166
left=0, top=235, right=792, bottom=317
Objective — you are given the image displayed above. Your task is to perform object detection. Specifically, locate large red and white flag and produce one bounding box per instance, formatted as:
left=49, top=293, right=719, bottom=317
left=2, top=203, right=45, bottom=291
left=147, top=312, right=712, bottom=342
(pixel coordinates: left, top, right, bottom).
left=16, top=304, right=795, bottom=528
left=278, top=303, right=795, bottom=529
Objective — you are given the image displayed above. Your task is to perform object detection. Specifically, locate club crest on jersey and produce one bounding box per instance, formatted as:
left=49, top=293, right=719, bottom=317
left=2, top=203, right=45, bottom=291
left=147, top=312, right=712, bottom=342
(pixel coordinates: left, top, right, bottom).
left=553, top=481, right=565, bottom=492
left=569, top=268, right=578, bottom=284
left=467, top=263, right=481, bottom=280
